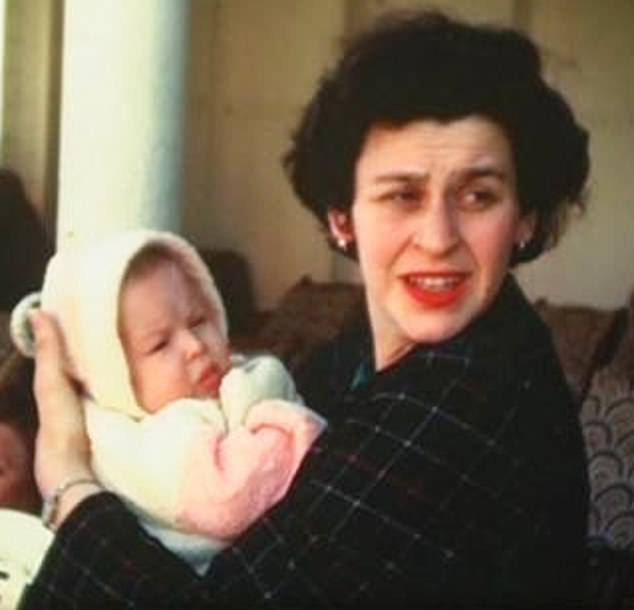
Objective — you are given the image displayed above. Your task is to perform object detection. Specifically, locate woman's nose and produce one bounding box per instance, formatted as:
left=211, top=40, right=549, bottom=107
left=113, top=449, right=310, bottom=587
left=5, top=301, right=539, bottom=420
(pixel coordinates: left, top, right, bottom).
left=411, top=197, right=460, bottom=256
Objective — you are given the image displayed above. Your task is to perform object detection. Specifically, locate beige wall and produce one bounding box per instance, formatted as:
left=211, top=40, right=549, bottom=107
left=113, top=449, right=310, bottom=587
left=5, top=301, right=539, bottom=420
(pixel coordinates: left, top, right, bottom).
left=184, top=0, right=346, bottom=309
left=516, top=0, right=634, bottom=309
left=1, top=0, right=61, bottom=228
left=4, top=0, right=634, bottom=310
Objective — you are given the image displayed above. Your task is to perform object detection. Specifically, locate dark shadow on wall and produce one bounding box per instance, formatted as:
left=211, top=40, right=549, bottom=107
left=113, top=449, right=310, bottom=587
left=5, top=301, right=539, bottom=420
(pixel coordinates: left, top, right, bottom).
left=0, top=168, right=53, bottom=311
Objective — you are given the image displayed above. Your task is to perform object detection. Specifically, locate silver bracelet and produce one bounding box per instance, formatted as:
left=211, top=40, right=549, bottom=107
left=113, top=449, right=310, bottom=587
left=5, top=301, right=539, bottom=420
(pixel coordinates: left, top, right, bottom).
left=41, top=477, right=101, bottom=529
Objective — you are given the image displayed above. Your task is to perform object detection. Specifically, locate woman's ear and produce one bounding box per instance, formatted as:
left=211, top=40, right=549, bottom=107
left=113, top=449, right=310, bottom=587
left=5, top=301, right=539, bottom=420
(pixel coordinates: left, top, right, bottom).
left=516, top=210, right=537, bottom=248
left=327, top=209, right=354, bottom=250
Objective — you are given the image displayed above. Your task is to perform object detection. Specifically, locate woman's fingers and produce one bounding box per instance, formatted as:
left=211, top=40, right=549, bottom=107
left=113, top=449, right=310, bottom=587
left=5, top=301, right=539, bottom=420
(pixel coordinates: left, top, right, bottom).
left=31, top=310, right=78, bottom=412
left=30, top=310, right=93, bottom=497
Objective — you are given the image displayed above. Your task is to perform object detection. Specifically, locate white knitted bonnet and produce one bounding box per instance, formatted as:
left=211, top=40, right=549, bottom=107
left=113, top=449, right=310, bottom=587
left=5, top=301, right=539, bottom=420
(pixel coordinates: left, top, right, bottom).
left=27, top=230, right=227, bottom=419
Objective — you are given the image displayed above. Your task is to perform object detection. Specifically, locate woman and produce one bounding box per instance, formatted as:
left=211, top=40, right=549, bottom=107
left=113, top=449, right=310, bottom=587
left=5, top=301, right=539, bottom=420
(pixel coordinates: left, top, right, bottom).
left=23, top=10, right=589, bottom=608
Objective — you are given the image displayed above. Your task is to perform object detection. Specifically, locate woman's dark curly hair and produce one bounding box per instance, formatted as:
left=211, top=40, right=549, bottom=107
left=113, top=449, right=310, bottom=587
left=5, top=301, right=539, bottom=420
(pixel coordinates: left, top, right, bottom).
left=283, top=10, right=590, bottom=265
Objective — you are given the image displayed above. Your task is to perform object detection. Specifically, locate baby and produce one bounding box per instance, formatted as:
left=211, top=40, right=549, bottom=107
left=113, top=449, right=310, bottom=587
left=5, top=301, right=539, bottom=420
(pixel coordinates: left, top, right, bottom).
left=8, top=229, right=326, bottom=573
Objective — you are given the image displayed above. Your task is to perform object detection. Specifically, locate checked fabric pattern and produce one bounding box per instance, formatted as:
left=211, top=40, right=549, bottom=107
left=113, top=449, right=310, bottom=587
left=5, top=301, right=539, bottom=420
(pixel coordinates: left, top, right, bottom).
left=22, top=277, right=589, bottom=609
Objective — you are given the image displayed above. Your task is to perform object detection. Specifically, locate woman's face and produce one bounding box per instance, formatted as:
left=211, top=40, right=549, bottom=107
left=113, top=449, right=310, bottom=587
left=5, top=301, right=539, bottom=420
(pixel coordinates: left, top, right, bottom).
left=331, top=116, right=535, bottom=369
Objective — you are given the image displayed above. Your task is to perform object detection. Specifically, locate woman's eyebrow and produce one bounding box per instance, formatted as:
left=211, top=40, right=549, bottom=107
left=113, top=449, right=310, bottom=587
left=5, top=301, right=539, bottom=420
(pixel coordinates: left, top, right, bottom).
left=372, top=164, right=510, bottom=184
left=373, top=171, right=428, bottom=184
left=459, top=164, right=510, bottom=182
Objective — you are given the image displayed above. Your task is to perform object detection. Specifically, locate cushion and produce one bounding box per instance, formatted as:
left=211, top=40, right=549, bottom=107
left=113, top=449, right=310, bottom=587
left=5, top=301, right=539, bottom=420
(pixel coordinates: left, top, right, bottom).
left=583, top=371, right=634, bottom=551
left=256, top=276, right=364, bottom=372
left=197, top=248, right=257, bottom=337
left=581, top=291, right=634, bottom=551
left=534, top=299, right=626, bottom=401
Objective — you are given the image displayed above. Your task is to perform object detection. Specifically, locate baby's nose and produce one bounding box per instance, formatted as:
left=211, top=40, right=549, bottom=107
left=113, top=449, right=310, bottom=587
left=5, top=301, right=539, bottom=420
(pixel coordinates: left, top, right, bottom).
left=183, top=329, right=205, bottom=358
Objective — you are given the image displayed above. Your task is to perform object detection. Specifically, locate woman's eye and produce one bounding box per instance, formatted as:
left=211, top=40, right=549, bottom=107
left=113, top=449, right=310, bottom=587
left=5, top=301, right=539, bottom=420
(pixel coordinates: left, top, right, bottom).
left=381, top=188, right=421, bottom=209
left=460, top=188, right=499, bottom=210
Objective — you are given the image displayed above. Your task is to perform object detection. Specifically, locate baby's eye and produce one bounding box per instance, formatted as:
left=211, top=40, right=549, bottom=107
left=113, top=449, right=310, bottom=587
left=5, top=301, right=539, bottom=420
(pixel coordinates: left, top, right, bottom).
left=148, top=338, right=168, bottom=354
left=188, top=313, right=208, bottom=328
left=141, top=334, right=169, bottom=355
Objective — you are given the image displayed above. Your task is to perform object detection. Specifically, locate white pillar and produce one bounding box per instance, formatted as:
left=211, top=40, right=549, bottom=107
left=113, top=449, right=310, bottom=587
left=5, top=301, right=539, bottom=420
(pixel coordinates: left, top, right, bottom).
left=56, top=0, right=188, bottom=248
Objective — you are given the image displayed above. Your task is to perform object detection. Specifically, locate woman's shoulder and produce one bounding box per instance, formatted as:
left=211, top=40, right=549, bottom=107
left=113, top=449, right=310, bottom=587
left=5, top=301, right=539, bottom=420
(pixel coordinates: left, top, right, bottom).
left=382, top=277, right=570, bottom=408
left=457, top=275, right=557, bottom=366
left=294, top=321, right=370, bottom=416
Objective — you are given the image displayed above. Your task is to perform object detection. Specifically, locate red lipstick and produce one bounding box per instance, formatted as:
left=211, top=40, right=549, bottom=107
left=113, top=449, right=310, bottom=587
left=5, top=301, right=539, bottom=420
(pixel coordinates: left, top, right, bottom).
left=402, top=272, right=468, bottom=309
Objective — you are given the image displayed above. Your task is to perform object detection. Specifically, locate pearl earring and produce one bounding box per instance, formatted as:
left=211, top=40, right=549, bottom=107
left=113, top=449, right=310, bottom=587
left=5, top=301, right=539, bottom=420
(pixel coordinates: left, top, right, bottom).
left=335, top=236, right=347, bottom=250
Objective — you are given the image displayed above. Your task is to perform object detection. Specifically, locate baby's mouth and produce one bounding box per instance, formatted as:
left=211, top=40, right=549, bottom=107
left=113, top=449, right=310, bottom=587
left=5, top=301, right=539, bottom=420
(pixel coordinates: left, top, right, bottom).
left=196, top=365, right=223, bottom=397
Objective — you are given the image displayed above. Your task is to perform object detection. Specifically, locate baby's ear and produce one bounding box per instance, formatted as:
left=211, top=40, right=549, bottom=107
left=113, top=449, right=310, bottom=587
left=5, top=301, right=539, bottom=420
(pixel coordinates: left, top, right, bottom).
left=10, top=292, right=42, bottom=358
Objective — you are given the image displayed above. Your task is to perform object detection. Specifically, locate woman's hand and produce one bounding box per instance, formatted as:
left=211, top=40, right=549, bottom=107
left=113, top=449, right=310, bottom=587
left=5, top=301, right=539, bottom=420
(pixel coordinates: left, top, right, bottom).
left=31, top=310, right=99, bottom=527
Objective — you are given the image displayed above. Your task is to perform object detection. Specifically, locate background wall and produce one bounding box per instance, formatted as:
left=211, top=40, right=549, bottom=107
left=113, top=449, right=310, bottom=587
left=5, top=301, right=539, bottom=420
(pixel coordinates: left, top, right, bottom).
left=184, top=0, right=345, bottom=308
left=515, top=0, right=634, bottom=309
left=1, top=0, right=61, bottom=230
left=3, top=0, right=634, bottom=311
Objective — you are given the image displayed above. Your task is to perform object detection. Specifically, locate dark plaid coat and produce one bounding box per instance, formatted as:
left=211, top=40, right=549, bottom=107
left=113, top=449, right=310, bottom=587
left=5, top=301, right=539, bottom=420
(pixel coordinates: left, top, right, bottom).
left=22, top=276, right=589, bottom=609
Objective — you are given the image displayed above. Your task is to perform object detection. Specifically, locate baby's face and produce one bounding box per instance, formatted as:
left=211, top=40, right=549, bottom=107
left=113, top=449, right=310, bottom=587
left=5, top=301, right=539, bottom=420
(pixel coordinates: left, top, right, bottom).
left=119, top=259, right=231, bottom=413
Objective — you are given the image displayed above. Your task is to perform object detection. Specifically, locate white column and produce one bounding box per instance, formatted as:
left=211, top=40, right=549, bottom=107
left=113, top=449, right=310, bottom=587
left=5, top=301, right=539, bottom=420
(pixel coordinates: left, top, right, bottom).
left=56, top=0, right=188, bottom=248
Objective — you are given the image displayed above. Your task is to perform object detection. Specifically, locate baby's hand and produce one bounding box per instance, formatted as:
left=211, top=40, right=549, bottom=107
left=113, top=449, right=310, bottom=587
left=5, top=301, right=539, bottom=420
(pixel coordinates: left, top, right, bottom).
left=219, top=355, right=301, bottom=429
